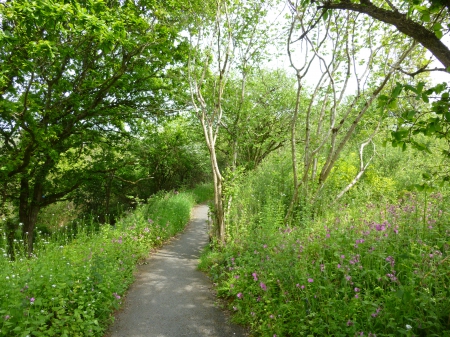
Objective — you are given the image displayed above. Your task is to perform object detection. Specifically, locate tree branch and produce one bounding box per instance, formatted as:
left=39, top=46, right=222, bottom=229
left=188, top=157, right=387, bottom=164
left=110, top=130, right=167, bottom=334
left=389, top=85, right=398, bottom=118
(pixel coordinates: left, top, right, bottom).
left=318, top=0, right=450, bottom=70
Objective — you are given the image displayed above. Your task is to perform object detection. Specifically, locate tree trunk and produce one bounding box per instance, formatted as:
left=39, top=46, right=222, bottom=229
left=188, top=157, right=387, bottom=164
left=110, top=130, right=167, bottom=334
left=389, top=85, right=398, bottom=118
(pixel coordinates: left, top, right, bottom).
left=6, top=218, right=18, bottom=261
left=18, top=178, right=42, bottom=256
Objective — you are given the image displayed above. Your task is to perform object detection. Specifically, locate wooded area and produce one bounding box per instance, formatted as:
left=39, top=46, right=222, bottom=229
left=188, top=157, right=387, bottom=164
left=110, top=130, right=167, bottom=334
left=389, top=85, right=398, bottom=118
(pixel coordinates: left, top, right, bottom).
left=1, top=0, right=449, bottom=335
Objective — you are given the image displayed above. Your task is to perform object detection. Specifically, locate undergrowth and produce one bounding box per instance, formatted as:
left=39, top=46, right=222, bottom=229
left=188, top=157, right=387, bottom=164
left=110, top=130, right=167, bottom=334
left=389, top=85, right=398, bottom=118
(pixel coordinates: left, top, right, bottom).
left=0, top=189, right=203, bottom=337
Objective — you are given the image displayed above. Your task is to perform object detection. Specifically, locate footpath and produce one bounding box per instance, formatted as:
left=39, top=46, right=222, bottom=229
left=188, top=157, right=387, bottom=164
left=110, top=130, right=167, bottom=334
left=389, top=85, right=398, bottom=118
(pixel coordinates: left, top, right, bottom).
left=105, top=204, right=247, bottom=337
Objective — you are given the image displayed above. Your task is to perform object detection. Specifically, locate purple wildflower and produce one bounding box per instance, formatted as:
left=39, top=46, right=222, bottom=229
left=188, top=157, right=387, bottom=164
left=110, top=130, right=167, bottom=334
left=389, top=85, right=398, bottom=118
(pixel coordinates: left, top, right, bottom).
left=260, top=282, right=267, bottom=291
left=237, top=293, right=243, bottom=299
left=347, top=320, right=353, bottom=326
left=307, top=278, right=314, bottom=283
left=252, top=272, right=258, bottom=281
left=386, top=256, right=395, bottom=268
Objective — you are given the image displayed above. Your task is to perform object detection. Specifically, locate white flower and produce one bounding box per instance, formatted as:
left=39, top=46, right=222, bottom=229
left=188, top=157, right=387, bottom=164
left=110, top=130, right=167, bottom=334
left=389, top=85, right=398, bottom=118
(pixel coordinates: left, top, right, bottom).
left=406, top=325, right=412, bottom=330
left=52, top=284, right=56, bottom=288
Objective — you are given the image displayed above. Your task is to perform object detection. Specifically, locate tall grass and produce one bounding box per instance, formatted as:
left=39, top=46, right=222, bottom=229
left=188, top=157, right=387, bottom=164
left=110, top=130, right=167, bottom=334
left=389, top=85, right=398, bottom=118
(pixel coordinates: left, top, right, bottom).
left=200, top=153, right=450, bottom=336
left=0, top=190, right=196, bottom=337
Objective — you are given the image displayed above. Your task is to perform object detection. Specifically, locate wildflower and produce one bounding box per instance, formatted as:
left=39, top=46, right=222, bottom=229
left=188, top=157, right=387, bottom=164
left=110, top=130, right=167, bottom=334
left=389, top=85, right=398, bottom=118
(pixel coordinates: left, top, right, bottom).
left=251, top=312, right=255, bottom=316
left=320, top=264, right=325, bottom=272
left=260, top=282, right=267, bottom=291
left=375, top=223, right=386, bottom=231
left=52, top=284, right=56, bottom=288
left=371, top=307, right=381, bottom=318
left=4, top=315, right=10, bottom=320
left=406, top=324, right=412, bottom=330
left=386, top=273, right=398, bottom=282
left=307, top=278, right=314, bottom=283
left=237, top=293, right=243, bottom=299
left=233, top=306, right=237, bottom=311
left=30, top=297, right=35, bottom=303
left=301, top=285, right=305, bottom=289
left=345, top=275, right=351, bottom=281
left=337, top=264, right=341, bottom=269
left=269, top=314, right=274, bottom=319
left=113, top=293, right=121, bottom=300
left=234, top=275, right=240, bottom=279
left=263, top=244, right=267, bottom=249
left=252, top=272, right=258, bottom=281
left=386, top=256, right=395, bottom=268
left=347, top=320, right=353, bottom=326
left=340, top=255, right=345, bottom=259
left=355, top=294, right=359, bottom=299
left=354, top=287, right=360, bottom=292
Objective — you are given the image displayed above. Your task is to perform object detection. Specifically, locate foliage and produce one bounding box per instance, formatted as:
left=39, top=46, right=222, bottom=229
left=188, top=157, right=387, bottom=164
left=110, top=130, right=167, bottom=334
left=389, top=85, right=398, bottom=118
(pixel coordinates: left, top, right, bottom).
left=382, top=81, right=450, bottom=183
left=201, top=152, right=450, bottom=336
left=0, top=190, right=196, bottom=336
left=0, top=0, right=191, bottom=253
left=70, top=117, right=210, bottom=222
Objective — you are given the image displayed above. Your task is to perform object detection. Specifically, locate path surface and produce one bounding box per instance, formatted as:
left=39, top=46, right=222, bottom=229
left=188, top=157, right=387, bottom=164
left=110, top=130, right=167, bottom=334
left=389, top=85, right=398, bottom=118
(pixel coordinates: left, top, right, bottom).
left=105, top=205, right=248, bottom=337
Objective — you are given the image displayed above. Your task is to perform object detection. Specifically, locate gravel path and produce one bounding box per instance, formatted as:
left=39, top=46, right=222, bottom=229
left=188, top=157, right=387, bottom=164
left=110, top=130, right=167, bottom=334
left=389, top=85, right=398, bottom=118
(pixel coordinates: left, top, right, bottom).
left=105, top=204, right=248, bottom=337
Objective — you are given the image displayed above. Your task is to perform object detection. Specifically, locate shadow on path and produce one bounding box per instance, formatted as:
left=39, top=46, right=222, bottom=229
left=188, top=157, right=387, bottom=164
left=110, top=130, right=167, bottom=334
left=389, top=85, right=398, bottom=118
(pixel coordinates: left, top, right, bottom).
left=104, top=205, right=248, bottom=337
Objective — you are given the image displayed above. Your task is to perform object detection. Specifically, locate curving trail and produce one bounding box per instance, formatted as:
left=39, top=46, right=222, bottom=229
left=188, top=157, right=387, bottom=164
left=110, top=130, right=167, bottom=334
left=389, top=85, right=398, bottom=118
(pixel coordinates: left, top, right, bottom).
left=105, top=204, right=247, bottom=337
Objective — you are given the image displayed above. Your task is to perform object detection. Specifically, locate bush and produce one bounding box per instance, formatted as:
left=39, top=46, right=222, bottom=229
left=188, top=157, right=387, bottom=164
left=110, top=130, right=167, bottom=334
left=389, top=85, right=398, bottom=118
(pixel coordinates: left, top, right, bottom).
left=0, top=191, right=195, bottom=337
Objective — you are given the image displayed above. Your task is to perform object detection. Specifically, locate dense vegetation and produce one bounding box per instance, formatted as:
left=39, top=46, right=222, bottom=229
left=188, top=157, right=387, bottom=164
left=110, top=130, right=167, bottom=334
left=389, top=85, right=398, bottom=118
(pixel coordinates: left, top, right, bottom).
left=1, top=0, right=450, bottom=336
left=200, top=147, right=450, bottom=336
left=0, top=186, right=212, bottom=336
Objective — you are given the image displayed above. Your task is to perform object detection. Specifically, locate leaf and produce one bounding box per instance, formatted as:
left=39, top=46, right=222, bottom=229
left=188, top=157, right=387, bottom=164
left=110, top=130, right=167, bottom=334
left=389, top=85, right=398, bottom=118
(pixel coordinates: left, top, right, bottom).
left=388, top=98, right=398, bottom=109
left=422, top=172, right=431, bottom=180
left=391, top=82, right=403, bottom=98
left=421, top=12, right=430, bottom=22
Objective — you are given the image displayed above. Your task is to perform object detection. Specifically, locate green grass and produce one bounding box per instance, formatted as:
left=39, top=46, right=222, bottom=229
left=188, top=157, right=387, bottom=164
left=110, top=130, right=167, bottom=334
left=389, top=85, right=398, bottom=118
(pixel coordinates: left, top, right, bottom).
left=0, top=190, right=196, bottom=337
left=201, top=178, right=450, bottom=336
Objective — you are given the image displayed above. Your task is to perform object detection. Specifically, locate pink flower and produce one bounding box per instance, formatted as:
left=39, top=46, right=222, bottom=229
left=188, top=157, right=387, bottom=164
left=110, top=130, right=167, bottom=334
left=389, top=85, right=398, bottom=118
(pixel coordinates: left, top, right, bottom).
left=308, top=278, right=314, bottom=283
left=237, top=293, right=243, bottom=299
left=252, top=272, right=258, bottom=281
left=30, top=298, right=35, bottom=303
left=260, top=282, right=267, bottom=291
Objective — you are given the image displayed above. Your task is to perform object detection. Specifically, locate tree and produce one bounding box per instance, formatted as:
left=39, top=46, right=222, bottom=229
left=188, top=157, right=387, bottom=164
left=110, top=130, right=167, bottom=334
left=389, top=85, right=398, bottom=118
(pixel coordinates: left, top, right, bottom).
left=284, top=1, right=424, bottom=222
left=309, top=0, right=450, bottom=71
left=188, top=0, right=275, bottom=243
left=0, top=0, right=189, bottom=255
left=218, top=70, right=294, bottom=170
